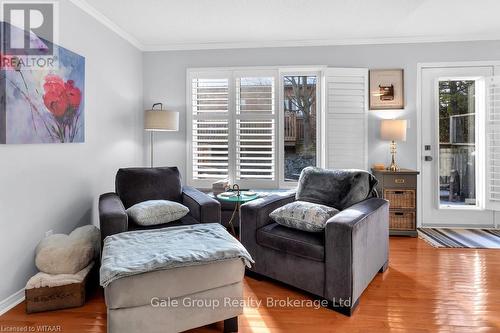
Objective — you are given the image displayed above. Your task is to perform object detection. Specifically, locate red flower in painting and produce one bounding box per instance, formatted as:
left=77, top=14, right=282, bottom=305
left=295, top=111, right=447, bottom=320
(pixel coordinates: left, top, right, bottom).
left=41, top=74, right=83, bottom=143
left=43, top=75, right=68, bottom=117
left=42, top=75, right=81, bottom=118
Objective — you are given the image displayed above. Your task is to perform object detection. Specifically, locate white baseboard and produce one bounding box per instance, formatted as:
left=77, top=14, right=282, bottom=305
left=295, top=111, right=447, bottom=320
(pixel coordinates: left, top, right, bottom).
left=0, top=289, right=25, bottom=316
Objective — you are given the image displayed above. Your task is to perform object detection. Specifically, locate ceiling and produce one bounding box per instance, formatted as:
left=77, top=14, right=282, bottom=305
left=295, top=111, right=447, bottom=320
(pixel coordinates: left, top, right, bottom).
left=73, top=0, right=500, bottom=51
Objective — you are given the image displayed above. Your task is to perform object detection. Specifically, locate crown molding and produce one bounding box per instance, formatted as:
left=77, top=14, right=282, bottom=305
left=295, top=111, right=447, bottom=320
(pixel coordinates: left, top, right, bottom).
left=141, top=33, right=500, bottom=52
left=69, top=0, right=143, bottom=50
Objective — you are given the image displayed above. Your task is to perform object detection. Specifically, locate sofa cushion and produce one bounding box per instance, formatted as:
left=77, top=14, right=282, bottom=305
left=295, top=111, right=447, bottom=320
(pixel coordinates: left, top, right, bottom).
left=116, top=167, right=182, bottom=209
left=296, top=167, right=378, bottom=210
left=256, top=223, right=325, bottom=262
left=126, top=200, right=189, bottom=226
left=269, top=201, right=339, bottom=232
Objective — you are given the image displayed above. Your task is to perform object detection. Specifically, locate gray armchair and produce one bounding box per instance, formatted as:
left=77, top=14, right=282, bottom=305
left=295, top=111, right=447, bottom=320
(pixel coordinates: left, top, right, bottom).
left=240, top=167, right=389, bottom=316
left=99, top=167, right=220, bottom=242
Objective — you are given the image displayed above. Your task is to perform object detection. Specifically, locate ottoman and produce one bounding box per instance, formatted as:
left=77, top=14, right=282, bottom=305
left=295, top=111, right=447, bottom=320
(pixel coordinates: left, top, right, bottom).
left=100, top=224, right=252, bottom=333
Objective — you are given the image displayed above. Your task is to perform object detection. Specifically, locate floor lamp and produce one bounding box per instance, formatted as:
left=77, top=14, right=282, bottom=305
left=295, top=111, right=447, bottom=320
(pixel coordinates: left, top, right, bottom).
left=144, top=103, right=179, bottom=167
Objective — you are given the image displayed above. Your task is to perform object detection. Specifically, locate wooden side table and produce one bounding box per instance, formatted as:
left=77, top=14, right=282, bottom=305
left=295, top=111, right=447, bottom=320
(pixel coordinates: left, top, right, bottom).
left=371, top=168, right=420, bottom=237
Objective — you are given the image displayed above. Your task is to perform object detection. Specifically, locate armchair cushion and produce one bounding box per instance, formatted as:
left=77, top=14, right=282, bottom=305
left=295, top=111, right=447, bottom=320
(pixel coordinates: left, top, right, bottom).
left=296, top=167, right=378, bottom=210
left=256, top=223, right=324, bottom=262
left=115, top=167, right=182, bottom=209
left=126, top=200, right=189, bottom=226
left=270, top=201, right=339, bottom=232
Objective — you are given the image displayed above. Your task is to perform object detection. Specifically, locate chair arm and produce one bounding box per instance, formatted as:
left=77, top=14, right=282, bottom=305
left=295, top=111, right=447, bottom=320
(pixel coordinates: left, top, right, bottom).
left=240, top=192, right=296, bottom=260
left=182, top=186, right=221, bottom=223
left=324, top=198, right=389, bottom=305
left=99, top=193, right=128, bottom=243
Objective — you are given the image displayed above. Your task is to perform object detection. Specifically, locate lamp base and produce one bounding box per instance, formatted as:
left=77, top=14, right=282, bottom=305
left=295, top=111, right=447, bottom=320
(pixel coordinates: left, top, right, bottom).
left=386, top=140, right=400, bottom=172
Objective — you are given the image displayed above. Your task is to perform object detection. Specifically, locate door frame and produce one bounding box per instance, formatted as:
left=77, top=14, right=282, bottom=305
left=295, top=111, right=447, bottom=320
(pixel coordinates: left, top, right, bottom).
left=417, top=61, right=500, bottom=228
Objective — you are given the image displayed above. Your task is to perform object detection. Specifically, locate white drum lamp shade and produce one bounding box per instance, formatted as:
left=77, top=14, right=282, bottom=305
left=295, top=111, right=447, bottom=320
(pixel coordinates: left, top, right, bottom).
left=380, top=119, right=407, bottom=142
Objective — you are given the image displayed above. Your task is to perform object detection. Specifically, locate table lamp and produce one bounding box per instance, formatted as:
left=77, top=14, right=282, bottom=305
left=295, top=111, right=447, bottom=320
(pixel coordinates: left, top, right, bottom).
left=380, top=119, right=407, bottom=172
left=144, top=103, right=179, bottom=167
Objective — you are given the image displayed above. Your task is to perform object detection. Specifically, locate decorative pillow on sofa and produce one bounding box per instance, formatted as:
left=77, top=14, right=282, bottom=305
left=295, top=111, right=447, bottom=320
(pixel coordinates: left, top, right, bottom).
left=126, top=200, right=189, bottom=226
left=269, top=201, right=339, bottom=232
left=296, top=166, right=378, bottom=210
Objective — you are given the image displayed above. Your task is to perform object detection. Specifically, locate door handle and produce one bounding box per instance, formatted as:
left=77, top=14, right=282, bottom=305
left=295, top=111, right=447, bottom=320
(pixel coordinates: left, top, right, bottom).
left=424, top=156, right=433, bottom=161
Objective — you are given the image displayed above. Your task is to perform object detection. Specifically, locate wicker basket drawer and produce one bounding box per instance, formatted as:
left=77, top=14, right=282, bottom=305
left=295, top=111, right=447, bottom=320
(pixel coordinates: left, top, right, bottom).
left=389, top=210, right=415, bottom=231
left=384, top=189, right=415, bottom=209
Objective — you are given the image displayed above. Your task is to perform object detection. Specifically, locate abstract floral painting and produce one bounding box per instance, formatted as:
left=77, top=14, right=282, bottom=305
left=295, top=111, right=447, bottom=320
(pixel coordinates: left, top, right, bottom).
left=1, top=28, right=85, bottom=144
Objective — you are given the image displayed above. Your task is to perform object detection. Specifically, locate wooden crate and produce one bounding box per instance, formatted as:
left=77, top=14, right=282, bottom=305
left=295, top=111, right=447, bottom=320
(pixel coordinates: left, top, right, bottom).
left=384, top=189, right=415, bottom=209
left=389, top=211, right=415, bottom=231
left=25, top=265, right=97, bottom=314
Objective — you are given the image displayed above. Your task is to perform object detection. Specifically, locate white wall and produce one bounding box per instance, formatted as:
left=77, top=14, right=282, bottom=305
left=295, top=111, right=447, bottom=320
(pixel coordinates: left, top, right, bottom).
left=0, top=1, right=143, bottom=303
left=143, top=41, right=500, bottom=179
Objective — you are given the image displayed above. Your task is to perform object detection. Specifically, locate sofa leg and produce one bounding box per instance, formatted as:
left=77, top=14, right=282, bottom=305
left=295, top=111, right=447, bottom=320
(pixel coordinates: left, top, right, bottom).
left=326, top=298, right=359, bottom=317
left=379, top=260, right=389, bottom=273
left=224, top=316, right=238, bottom=333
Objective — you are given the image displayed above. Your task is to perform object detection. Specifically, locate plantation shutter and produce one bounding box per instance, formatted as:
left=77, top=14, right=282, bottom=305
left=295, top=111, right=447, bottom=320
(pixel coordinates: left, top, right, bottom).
left=485, top=71, right=500, bottom=211
left=189, top=73, right=231, bottom=185
left=234, top=72, right=277, bottom=185
left=324, top=68, right=368, bottom=170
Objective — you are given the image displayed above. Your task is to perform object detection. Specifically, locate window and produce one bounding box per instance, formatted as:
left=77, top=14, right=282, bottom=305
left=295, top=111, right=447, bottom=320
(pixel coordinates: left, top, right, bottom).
left=187, top=67, right=368, bottom=189
left=236, top=77, right=275, bottom=181
left=191, top=76, right=230, bottom=181
left=188, top=70, right=278, bottom=188
left=282, top=74, right=318, bottom=182
left=438, top=79, right=478, bottom=206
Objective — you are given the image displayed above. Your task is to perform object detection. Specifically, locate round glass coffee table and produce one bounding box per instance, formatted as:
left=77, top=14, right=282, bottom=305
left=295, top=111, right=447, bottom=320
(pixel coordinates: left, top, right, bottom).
left=216, top=192, right=260, bottom=236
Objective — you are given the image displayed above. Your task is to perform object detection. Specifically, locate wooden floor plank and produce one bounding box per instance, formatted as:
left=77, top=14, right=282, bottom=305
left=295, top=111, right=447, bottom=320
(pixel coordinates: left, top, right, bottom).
left=1, top=237, right=499, bottom=332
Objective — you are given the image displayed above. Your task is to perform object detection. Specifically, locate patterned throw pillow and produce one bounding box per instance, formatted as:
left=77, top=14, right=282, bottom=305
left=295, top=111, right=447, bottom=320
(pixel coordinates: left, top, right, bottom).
left=269, top=201, right=339, bottom=232
left=126, top=200, right=189, bottom=226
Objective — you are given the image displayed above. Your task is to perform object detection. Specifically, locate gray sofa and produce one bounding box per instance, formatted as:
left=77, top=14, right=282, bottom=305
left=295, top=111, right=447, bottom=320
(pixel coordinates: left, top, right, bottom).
left=240, top=167, right=389, bottom=316
left=99, top=167, right=221, bottom=242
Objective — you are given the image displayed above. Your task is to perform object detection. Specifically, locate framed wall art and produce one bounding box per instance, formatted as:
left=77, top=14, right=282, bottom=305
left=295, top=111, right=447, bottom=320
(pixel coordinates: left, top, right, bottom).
left=369, top=69, right=404, bottom=110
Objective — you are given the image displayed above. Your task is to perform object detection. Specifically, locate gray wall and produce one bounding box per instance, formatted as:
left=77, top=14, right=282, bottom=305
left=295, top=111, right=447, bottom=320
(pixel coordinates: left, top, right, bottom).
left=0, top=1, right=143, bottom=303
left=143, top=40, right=500, bottom=179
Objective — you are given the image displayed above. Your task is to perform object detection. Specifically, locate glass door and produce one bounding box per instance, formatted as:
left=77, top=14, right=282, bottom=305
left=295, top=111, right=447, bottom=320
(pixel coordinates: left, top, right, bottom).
left=421, top=66, right=495, bottom=227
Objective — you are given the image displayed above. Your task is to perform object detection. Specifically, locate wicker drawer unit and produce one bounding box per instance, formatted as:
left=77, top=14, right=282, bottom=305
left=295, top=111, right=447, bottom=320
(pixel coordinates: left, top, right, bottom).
left=372, top=169, right=419, bottom=237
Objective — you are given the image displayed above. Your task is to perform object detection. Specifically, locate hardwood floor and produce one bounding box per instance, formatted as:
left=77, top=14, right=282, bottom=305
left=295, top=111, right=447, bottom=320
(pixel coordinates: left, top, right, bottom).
left=1, top=237, right=500, bottom=333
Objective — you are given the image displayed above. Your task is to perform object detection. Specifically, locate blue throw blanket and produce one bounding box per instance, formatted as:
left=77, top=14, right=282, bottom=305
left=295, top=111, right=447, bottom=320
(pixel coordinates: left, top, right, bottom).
left=100, top=223, right=254, bottom=287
